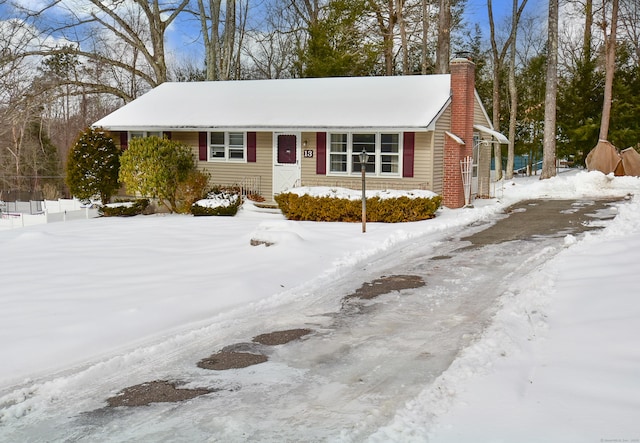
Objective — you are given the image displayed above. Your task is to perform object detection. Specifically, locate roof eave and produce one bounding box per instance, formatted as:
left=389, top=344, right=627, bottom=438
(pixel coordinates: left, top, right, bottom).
left=93, top=124, right=435, bottom=133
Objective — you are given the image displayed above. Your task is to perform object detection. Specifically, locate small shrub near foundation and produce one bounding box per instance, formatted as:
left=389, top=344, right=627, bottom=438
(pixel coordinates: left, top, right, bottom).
left=191, top=191, right=242, bottom=216
left=100, top=199, right=150, bottom=217
left=274, top=193, right=442, bottom=222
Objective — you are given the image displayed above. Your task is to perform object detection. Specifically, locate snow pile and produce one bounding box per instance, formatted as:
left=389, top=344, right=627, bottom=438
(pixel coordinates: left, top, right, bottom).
left=249, top=220, right=305, bottom=246
left=500, top=170, right=638, bottom=202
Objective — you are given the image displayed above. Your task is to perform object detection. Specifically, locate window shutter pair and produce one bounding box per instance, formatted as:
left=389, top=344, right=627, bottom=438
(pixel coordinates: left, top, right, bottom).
left=314, top=132, right=415, bottom=177
left=198, top=132, right=257, bottom=162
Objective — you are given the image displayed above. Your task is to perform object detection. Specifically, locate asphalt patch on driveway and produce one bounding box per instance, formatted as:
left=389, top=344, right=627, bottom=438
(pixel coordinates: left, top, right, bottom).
left=252, top=328, right=313, bottom=346
left=106, top=380, right=213, bottom=407
left=197, top=352, right=269, bottom=370
left=344, top=275, right=425, bottom=301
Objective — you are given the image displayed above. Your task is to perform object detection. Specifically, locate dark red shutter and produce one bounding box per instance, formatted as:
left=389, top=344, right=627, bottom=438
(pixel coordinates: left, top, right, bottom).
left=247, top=132, right=257, bottom=162
left=316, top=132, right=327, bottom=175
left=403, top=132, right=415, bottom=178
left=198, top=132, right=207, bottom=161
left=120, top=132, right=128, bottom=150
left=164, top=131, right=172, bottom=140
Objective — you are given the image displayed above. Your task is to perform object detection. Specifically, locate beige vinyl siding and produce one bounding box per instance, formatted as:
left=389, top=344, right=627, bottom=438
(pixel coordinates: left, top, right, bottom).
left=300, top=131, right=317, bottom=182
left=431, top=107, right=450, bottom=195
left=414, top=131, right=436, bottom=191
left=173, top=131, right=274, bottom=201
left=300, top=131, right=435, bottom=192
left=474, top=96, right=492, bottom=127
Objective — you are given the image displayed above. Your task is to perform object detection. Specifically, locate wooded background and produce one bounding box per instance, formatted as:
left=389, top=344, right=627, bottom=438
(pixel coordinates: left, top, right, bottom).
left=1, top=0, right=637, bottom=199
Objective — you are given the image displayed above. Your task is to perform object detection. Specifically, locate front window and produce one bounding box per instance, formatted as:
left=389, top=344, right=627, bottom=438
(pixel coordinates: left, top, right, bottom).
left=129, top=131, right=162, bottom=140
left=209, top=132, right=246, bottom=161
left=328, top=132, right=401, bottom=176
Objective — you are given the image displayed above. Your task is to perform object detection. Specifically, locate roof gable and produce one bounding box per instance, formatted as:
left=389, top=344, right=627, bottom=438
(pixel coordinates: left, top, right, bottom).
left=93, top=75, right=453, bottom=132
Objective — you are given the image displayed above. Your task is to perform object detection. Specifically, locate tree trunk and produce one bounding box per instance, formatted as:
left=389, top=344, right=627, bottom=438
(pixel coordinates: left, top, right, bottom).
left=436, top=0, right=451, bottom=74
left=421, top=0, right=431, bottom=74
left=487, top=0, right=503, bottom=180
left=220, top=0, right=236, bottom=80
left=370, top=0, right=397, bottom=76
left=397, top=0, right=409, bottom=75
left=599, top=0, right=619, bottom=141
left=584, top=0, right=593, bottom=62
left=506, top=0, right=519, bottom=180
left=199, top=0, right=221, bottom=81
left=541, top=0, right=559, bottom=179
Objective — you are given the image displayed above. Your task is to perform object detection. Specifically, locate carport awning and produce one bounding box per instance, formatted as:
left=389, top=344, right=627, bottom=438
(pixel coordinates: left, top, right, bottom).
left=474, top=125, right=509, bottom=144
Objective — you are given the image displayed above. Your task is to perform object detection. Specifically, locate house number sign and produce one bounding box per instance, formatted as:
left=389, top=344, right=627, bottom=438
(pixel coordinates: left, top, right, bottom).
left=303, top=150, right=314, bottom=158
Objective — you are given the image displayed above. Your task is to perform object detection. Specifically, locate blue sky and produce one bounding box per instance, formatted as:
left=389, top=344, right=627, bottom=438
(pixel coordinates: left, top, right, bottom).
left=463, top=0, right=543, bottom=29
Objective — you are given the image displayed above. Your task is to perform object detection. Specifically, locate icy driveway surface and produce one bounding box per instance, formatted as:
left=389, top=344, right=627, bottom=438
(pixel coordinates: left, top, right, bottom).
left=0, top=199, right=622, bottom=442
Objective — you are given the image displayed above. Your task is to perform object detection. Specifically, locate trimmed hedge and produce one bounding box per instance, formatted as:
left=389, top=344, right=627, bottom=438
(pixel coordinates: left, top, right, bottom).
left=99, top=199, right=150, bottom=217
left=274, top=193, right=442, bottom=222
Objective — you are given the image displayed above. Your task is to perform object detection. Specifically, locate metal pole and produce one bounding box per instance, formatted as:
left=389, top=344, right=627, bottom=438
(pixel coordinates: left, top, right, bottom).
left=361, top=161, right=366, bottom=233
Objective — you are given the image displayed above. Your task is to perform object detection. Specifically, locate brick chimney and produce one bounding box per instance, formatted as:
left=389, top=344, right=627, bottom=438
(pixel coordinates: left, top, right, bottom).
left=443, top=58, right=476, bottom=208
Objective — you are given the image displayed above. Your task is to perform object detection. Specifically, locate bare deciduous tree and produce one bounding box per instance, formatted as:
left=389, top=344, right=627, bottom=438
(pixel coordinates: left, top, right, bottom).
left=14, top=0, right=189, bottom=101
left=487, top=0, right=528, bottom=180
left=197, top=0, right=249, bottom=81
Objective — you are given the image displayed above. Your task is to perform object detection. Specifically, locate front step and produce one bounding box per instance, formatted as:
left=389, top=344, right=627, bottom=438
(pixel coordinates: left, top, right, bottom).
left=241, top=200, right=282, bottom=215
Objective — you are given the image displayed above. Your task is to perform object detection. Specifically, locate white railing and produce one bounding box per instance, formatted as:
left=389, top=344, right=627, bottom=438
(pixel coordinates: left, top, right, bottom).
left=239, top=176, right=261, bottom=197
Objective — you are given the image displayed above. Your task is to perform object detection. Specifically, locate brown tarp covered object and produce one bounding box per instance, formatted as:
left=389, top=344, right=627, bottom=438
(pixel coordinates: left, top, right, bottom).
left=586, top=140, right=640, bottom=176
left=620, top=147, right=640, bottom=176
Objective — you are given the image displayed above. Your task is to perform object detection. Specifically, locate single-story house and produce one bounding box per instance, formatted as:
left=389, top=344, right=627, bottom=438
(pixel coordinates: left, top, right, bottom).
left=93, top=58, right=506, bottom=208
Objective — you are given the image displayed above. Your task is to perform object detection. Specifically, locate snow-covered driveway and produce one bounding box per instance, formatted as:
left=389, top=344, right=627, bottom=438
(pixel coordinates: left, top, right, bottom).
left=0, top=196, right=622, bottom=442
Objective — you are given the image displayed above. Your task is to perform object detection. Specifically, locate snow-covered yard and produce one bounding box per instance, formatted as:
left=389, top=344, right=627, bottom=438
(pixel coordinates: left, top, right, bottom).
left=1, top=170, right=639, bottom=441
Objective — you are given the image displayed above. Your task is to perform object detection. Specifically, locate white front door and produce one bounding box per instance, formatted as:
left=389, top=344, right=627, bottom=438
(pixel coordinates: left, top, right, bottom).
left=273, top=133, right=301, bottom=196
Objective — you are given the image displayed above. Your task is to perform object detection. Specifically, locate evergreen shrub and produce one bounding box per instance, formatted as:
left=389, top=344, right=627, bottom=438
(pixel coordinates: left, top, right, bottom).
left=100, top=199, right=150, bottom=217
left=191, top=191, right=242, bottom=216
left=274, top=193, right=442, bottom=222
left=66, top=127, right=120, bottom=204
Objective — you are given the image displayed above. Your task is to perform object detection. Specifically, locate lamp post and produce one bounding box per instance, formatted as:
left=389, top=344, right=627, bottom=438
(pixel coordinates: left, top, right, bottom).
left=359, top=150, right=369, bottom=233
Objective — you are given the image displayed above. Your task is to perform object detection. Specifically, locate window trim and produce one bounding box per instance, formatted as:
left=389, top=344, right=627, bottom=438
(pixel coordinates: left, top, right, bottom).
left=326, top=132, right=403, bottom=177
left=208, top=131, right=247, bottom=163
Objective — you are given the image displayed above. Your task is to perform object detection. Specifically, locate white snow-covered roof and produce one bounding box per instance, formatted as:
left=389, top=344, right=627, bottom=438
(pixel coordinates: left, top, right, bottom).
left=93, top=75, right=453, bottom=132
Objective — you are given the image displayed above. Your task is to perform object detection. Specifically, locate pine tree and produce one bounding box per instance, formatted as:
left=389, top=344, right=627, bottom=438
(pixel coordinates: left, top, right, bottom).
left=66, top=127, right=120, bottom=204
left=297, top=0, right=379, bottom=78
